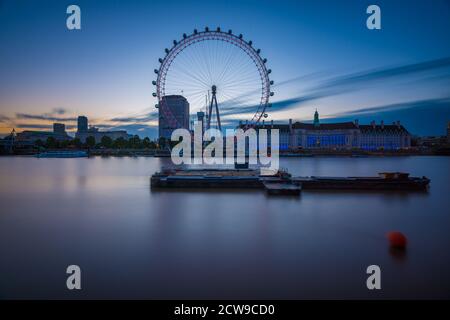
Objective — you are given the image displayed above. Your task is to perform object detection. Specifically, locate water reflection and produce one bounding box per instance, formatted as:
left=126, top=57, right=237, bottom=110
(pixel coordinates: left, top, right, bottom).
left=0, top=156, right=449, bottom=299
left=389, top=247, right=408, bottom=264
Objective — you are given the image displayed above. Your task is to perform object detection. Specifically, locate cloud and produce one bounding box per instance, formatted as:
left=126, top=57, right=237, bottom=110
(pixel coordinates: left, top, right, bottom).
left=331, top=98, right=450, bottom=117
left=52, top=108, right=67, bottom=115
left=320, top=57, right=450, bottom=91
left=0, top=115, right=10, bottom=122
left=219, top=56, right=450, bottom=116
left=110, top=112, right=157, bottom=123
left=327, top=97, right=450, bottom=136
left=15, top=113, right=77, bottom=122
left=16, top=124, right=77, bottom=130
left=110, top=123, right=158, bottom=138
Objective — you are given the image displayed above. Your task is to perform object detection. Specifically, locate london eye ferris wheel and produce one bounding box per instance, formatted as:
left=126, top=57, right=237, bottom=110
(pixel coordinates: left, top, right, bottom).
left=153, top=27, right=274, bottom=131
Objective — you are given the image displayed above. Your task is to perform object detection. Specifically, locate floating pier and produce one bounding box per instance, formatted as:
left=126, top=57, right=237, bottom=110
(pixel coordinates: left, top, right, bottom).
left=150, top=169, right=430, bottom=193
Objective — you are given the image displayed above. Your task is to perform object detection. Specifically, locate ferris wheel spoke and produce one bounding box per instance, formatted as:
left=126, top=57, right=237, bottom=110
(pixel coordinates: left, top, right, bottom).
left=170, top=64, right=212, bottom=88
left=217, top=49, right=247, bottom=85
left=219, top=54, right=260, bottom=84
left=165, top=75, right=206, bottom=88
left=220, top=67, right=258, bottom=89
left=201, top=40, right=215, bottom=84
left=177, top=44, right=211, bottom=87
left=156, top=30, right=272, bottom=129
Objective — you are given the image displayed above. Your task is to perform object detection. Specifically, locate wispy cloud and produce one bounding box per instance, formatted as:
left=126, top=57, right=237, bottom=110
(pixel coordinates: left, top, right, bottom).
left=15, top=113, right=77, bottom=122
left=326, top=97, right=450, bottom=136
left=330, top=97, right=450, bottom=118
left=225, top=56, right=450, bottom=115
left=110, top=112, right=157, bottom=123
left=320, top=57, right=450, bottom=91
left=52, top=108, right=67, bottom=115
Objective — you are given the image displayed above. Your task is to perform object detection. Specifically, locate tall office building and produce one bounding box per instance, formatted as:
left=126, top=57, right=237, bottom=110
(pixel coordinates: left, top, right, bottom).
left=158, top=95, right=190, bottom=139
left=77, top=116, right=88, bottom=133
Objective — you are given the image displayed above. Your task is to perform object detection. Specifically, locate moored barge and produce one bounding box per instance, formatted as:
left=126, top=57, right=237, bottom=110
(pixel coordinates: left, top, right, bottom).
left=151, top=169, right=430, bottom=192
left=292, top=174, right=430, bottom=191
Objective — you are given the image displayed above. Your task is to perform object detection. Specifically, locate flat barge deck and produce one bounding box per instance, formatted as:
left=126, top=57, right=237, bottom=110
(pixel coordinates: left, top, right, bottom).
left=151, top=169, right=430, bottom=192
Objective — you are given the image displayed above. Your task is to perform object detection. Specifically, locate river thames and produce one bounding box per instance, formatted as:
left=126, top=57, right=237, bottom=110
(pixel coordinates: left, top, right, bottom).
left=0, top=156, right=449, bottom=299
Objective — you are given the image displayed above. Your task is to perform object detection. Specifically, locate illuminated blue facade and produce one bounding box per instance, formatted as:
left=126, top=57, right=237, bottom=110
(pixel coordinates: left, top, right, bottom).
left=251, top=112, right=411, bottom=151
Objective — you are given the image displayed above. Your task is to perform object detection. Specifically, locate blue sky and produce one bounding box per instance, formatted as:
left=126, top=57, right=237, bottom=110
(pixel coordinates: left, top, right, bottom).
left=0, top=0, right=449, bottom=137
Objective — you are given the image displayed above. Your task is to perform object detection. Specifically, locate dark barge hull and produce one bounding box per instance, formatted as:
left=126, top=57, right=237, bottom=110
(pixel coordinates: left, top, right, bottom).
left=151, top=175, right=263, bottom=189
left=151, top=171, right=430, bottom=191
left=293, top=176, right=430, bottom=191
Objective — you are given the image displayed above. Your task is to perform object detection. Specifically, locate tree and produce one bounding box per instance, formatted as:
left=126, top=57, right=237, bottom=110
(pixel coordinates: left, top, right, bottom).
left=158, top=137, right=167, bottom=149
left=35, top=139, right=44, bottom=147
left=101, top=136, right=113, bottom=148
left=142, top=137, right=150, bottom=148
left=70, top=138, right=82, bottom=148
left=129, top=135, right=142, bottom=149
left=113, top=137, right=127, bottom=149
left=46, top=136, right=58, bottom=149
left=85, top=136, right=96, bottom=148
left=60, top=140, right=70, bottom=149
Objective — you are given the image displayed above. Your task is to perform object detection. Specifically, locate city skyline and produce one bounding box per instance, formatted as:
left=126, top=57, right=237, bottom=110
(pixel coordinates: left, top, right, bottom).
left=1, top=0, right=450, bottom=138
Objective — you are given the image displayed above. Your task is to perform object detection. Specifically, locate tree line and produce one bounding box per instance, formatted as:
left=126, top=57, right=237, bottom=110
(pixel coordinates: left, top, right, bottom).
left=34, top=135, right=174, bottom=150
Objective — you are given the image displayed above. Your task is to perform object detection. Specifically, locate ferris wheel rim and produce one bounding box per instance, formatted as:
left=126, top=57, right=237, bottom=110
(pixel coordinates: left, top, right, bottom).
left=154, top=28, right=273, bottom=125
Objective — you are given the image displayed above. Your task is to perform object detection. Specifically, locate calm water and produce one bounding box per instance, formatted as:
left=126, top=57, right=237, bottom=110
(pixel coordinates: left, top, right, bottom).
left=0, top=156, right=449, bottom=299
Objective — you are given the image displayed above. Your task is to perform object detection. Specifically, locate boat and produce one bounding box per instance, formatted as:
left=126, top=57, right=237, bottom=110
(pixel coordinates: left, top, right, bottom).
left=151, top=169, right=430, bottom=192
left=292, top=173, right=429, bottom=191
left=36, top=150, right=88, bottom=158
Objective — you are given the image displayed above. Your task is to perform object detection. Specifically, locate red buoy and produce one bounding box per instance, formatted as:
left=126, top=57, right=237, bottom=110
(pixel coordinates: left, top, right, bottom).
left=387, top=231, right=408, bottom=249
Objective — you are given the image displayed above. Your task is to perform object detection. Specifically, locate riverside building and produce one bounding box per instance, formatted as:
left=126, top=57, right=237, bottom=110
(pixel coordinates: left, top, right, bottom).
left=247, top=110, right=411, bottom=151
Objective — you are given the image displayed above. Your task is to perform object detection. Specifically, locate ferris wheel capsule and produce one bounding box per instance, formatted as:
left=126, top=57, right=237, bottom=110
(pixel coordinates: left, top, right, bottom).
left=205, top=26, right=209, bottom=32
left=173, top=40, right=177, bottom=45
left=152, top=81, right=156, bottom=85
left=270, top=92, right=274, bottom=96
left=158, top=58, right=163, bottom=63
left=216, top=27, right=221, bottom=32
left=165, top=48, right=169, bottom=54
left=183, top=33, right=187, bottom=39
left=263, top=58, right=267, bottom=63
left=267, top=69, right=272, bottom=74
left=194, top=29, right=198, bottom=34
left=228, top=29, right=232, bottom=34
left=248, top=40, right=252, bottom=46
left=256, top=49, right=261, bottom=54
left=238, top=34, right=243, bottom=39
left=154, top=69, right=159, bottom=74
left=270, top=80, right=274, bottom=85
left=152, top=93, right=157, bottom=97
left=264, top=113, right=268, bottom=118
